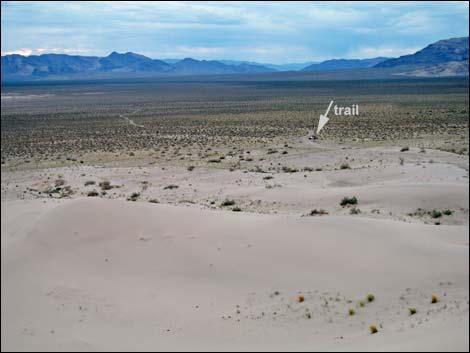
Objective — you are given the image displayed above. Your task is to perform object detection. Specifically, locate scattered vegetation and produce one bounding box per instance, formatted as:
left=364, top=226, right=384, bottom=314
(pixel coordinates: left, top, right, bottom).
left=164, top=184, right=179, bottom=190
left=350, top=207, right=361, bottom=215
left=369, top=325, right=378, bottom=334
left=87, top=190, right=99, bottom=197
left=442, top=209, right=453, bottom=216
left=127, top=192, right=141, bottom=202
left=409, top=307, right=417, bottom=315
left=340, top=196, right=358, bottom=207
left=221, top=199, right=236, bottom=207
left=308, top=209, right=329, bottom=216
left=99, top=180, right=112, bottom=190
left=431, top=294, right=439, bottom=304
left=367, top=294, right=375, bottom=303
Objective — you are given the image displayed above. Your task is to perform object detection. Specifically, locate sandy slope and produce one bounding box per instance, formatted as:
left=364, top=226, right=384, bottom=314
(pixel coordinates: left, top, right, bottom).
left=2, top=197, right=468, bottom=351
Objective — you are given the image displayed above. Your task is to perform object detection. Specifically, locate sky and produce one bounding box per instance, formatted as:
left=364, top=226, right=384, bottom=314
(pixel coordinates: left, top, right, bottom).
left=1, top=1, right=469, bottom=64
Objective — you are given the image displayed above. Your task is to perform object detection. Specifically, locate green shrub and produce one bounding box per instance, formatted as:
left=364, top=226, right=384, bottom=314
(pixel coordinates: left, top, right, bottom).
left=340, top=196, right=358, bottom=207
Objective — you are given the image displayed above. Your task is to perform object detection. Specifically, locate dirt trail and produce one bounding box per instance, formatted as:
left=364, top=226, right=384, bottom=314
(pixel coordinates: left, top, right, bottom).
left=119, top=109, right=145, bottom=128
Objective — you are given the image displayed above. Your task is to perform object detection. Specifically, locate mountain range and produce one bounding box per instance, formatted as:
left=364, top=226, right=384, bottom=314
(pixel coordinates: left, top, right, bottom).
left=302, top=57, right=389, bottom=71
left=375, top=37, right=469, bottom=77
left=1, top=37, right=468, bottom=81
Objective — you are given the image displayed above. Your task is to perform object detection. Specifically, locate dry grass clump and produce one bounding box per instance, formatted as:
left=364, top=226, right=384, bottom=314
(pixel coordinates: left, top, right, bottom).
left=350, top=207, right=361, bottom=215
left=309, top=209, right=329, bottom=216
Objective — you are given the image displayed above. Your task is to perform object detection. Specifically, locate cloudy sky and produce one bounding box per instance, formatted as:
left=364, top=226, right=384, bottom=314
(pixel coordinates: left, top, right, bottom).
left=1, top=1, right=468, bottom=63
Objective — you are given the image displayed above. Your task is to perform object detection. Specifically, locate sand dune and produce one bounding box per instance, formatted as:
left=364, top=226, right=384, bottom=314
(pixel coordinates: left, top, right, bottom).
left=2, top=197, right=468, bottom=351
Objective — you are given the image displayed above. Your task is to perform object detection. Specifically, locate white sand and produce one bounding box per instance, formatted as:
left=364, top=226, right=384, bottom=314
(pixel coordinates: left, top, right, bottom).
left=1, top=144, right=469, bottom=351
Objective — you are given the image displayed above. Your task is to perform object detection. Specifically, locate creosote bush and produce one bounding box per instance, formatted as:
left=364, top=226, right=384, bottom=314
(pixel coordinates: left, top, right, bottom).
left=221, top=199, right=236, bottom=207
left=340, top=196, right=358, bottom=207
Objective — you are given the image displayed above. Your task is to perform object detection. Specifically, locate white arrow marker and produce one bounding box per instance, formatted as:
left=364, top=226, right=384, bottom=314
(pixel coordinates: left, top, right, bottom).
left=317, top=100, right=334, bottom=135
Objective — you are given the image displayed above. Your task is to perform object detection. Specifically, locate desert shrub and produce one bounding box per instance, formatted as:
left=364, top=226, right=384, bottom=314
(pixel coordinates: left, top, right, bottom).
left=127, top=192, right=140, bottom=202
left=367, top=294, right=375, bottom=303
left=221, top=199, right=236, bottom=207
left=443, top=209, right=453, bottom=216
left=164, top=185, right=179, bottom=190
left=340, top=163, right=351, bottom=170
left=350, top=207, right=361, bottom=215
left=187, top=165, right=195, bottom=171
left=340, top=196, right=358, bottom=207
left=148, top=199, right=159, bottom=204
left=349, top=308, right=355, bottom=316
left=401, top=146, right=410, bottom=152
left=55, top=178, right=66, bottom=187
left=87, top=190, right=99, bottom=197
left=303, top=167, right=314, bottom=172
left=359, top=300, right=366, bottom=307
left=84, top=180, right=95, bottom=186
left=232, top=207, right=242, bottom=212
left=99, top=180, right=112, bottom=190
left=369, top=325, right=378, bottom=334
left=431, top=294, right=439, bottom=304
left=282, top=166, right=298, bottom=173
left=309, top=209, right=329, bottom=216
left=430, top=209, right=442, bottom=219
left=263, top=175, right=274, bottom=180
left=409, top=307, right=417, bottom=315
left=297, top=295, right=305, bottom=303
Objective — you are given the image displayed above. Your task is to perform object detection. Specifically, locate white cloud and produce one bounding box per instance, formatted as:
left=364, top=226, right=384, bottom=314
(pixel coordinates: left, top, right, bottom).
left=1, top=47, right=92, bottom=56
left=1, top=48, right=33, bottom=56
left=348, top=45, right=422, bottom=59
